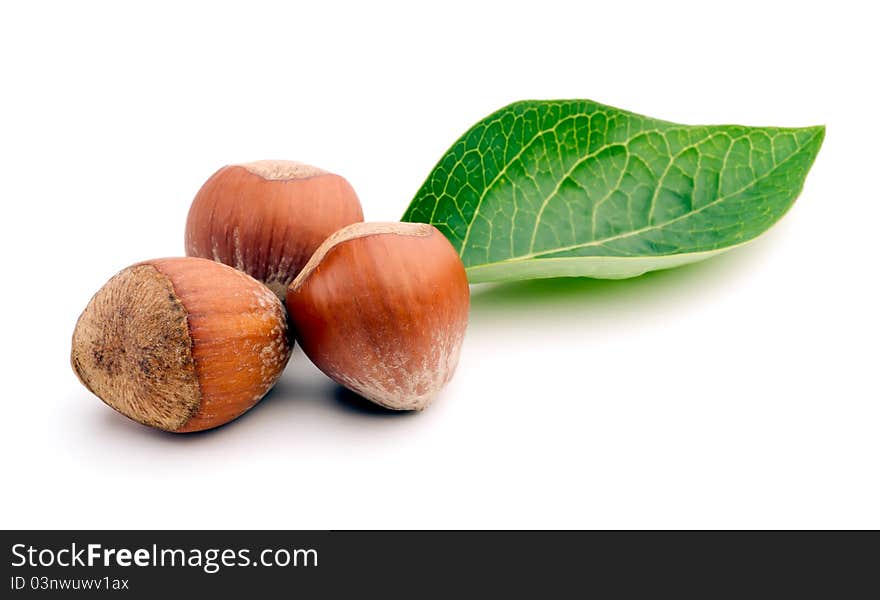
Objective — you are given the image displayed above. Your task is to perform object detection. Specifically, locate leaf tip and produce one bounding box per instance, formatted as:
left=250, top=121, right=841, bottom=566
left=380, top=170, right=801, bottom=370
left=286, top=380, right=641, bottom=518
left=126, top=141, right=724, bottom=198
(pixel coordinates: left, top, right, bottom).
left=804, top=124, right=826, bottom=161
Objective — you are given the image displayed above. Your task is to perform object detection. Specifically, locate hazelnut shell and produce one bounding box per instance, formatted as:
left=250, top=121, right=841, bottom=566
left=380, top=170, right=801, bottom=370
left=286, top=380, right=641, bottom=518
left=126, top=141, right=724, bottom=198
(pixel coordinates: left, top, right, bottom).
left=286, top=222, right=469, bottom=410
left=71, top=257, right=291, bottom=432
left=185, top=160, right=364, bottom=298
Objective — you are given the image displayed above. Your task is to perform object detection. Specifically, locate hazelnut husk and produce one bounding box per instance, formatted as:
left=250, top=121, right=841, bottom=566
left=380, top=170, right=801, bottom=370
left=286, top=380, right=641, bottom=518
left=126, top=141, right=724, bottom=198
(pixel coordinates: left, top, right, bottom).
left=185, top=160, right=364, bottom=298
left=71, top=257, right=291, bottom=432
left=286, top=222, right=469, bottom=410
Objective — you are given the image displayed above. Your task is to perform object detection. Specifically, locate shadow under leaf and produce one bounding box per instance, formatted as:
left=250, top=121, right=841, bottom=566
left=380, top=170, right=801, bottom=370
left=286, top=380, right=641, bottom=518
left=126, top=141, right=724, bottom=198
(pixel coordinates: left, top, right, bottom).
left=469, top=241, right=771, bottom=321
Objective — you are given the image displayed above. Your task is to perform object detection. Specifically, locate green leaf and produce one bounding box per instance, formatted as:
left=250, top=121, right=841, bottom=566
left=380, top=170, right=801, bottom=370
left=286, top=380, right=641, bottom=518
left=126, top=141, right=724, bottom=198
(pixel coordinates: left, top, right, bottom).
left=402, top=100, right=824, bottom=283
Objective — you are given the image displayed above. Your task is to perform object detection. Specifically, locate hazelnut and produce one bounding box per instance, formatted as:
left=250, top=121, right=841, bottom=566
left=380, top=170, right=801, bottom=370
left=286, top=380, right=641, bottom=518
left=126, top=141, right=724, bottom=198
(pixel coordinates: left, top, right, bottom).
left=286, top=222, right=469, bottom=410
left=185, top=160, right=364, bottom=298
left=70, top=257, right=291, bottom=432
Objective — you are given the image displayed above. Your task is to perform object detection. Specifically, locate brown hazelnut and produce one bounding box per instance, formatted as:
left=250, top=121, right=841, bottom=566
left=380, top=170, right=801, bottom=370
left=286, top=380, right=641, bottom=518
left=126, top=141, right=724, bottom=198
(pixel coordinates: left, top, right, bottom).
left=71, top=257, right=291, bottom=432
left=185, top=160, right=364, bottom=298
left=286, top=222, right=469, bottom=410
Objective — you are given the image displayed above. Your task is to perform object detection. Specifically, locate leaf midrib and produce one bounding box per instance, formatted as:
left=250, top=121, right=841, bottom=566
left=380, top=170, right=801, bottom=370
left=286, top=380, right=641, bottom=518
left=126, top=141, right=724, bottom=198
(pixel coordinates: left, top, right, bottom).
left=469, top=126, right=820, bottom=265
left=527, top=130, right=740, bottom=254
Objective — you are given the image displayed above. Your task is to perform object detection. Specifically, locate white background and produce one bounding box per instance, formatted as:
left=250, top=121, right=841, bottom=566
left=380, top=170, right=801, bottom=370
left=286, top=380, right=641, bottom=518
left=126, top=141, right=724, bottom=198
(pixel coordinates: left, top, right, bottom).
left=1, top=0, right=877, bottom=529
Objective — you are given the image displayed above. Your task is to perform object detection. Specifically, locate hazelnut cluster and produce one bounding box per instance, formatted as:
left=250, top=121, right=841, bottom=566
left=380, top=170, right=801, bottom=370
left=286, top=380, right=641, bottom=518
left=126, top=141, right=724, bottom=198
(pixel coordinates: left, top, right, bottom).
left=71, top=160, right=470, bottom=432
